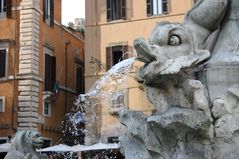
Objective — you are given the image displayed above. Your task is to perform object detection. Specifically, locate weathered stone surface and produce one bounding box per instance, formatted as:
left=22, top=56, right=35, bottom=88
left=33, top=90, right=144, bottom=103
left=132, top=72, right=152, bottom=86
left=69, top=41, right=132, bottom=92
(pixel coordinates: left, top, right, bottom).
left=119, top=110, right=161, bottom=153
left=118, top=0, right=239, bottom=158
left=4, top=130, right=46, bottom=159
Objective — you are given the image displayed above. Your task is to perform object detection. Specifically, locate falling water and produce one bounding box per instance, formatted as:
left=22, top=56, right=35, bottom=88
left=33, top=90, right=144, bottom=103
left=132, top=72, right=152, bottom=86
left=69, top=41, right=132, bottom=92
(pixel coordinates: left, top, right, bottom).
left=61, top=57, right=136, bottom=157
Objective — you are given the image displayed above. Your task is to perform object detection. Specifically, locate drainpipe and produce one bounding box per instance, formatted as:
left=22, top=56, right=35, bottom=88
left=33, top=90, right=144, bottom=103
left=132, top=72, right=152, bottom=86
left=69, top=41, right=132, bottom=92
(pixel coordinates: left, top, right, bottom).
left=65, top=41, right=70, bottom=114
left=11, top=0, right=17, bottom=132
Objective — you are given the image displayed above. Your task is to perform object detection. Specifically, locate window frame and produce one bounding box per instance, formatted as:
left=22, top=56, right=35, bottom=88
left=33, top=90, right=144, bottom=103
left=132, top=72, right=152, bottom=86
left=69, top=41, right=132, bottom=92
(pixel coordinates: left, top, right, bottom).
left=44, top=47, right=56, bottom=92
left=0, top=96, right=5, bottom=113
left=75, top=62, right=84, bottom=94
left=107, top=0, right=126, bottom=22
left=0, top=46, right=8, bottom=79
left=43, top=0, right=54, bottom=26
left=106, top=45, right=129, bottom=70
left=108, top=89, right=128, bottom=114
left=0, top=0, right=6, bottom=19
left=43, top=100, right=51, bottom=117
left=147, top=0, right=168, bottom=17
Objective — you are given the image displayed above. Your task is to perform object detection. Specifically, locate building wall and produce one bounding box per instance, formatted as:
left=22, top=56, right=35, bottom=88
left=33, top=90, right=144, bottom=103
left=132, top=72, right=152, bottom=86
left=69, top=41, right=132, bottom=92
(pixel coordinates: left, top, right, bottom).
left=85, top=0, right=195, bottom=143
left=0, top=0, right=85, bottom=145
left=85, top=0, right=195, bottom=90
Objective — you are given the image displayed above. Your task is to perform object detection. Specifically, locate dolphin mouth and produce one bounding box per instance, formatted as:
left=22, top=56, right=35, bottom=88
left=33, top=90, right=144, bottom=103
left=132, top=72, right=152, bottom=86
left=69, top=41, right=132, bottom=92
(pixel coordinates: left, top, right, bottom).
left=33, top=140, right=44, bottom=149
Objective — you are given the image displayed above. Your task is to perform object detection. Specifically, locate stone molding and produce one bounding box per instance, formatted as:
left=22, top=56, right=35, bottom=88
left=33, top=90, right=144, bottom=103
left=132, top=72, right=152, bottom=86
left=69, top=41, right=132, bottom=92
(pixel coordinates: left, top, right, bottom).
left=18, top=0, right=40, bottom=130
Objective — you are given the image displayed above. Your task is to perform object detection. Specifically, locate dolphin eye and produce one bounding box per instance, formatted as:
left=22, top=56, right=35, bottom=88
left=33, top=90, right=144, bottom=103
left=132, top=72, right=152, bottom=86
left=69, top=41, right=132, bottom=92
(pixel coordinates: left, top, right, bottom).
left=168, top=35, right=181, bottom=46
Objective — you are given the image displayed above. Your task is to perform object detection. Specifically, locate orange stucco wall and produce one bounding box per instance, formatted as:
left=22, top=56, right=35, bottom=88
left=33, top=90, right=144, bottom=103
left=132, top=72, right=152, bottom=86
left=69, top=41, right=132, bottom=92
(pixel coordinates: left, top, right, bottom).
left=85, top=0, right=195, bottom=142
left=0, top=0, right=85, bottom=145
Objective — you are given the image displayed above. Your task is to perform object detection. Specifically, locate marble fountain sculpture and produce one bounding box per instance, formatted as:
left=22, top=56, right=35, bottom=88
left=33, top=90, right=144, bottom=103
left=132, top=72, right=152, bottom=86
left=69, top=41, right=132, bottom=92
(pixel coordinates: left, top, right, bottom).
left=4, top=130, right=46, bottom=159
left=119, top=0, right=239, bottom=158
left=5, top=0, right=239, bottom=158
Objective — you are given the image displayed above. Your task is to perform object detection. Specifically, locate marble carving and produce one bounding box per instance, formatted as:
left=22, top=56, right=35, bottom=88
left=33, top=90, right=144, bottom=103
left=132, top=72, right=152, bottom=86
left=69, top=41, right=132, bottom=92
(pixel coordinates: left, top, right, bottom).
left=119, top=0, right=239, bottom=158
left=4, top=130, right=46, bottom=159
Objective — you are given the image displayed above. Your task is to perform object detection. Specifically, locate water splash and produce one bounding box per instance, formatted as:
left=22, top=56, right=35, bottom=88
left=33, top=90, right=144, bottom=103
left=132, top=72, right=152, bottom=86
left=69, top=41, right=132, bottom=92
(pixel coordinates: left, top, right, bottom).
left=61, top=57, right=136, bottom=147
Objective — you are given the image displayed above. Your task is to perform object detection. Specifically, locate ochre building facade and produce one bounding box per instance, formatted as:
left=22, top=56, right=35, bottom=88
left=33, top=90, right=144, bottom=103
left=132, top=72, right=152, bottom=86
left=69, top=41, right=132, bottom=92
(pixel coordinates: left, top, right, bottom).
left=85, top=0, right=197, bottom=144
left=0, top=0, right=85, bottom=148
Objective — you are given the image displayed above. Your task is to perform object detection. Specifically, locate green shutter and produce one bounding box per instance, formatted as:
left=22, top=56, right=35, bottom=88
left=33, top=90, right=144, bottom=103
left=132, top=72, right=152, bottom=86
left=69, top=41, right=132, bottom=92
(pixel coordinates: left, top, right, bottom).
left=6, top=0, right=12, bottom=18
left=0, top=50, right=6, bottom=78
left=121, top=0, right=126, bottom=19
left=162, top=0, right=168, bottom=13
left=107, top=0, right=112, bottom=21
left=146, top=0, right=152, bottom=16
left=50, top=0, right=54, bottom=26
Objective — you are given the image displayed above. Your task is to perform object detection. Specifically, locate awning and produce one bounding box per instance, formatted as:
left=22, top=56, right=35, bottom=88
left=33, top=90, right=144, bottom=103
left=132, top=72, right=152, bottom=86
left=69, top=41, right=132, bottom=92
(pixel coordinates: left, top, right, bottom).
left=0, top=143, right=11, bottom=152
left=37, top=144, right=72, bottom=152
left=71, top=143, right=120, bottom=152
left=37, top=143, right=120, bottom=152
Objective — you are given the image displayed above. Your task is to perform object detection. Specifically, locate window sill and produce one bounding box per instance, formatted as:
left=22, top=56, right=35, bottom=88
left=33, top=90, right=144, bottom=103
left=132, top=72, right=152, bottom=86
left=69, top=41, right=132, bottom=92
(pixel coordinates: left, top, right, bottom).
left=107, top=19, right=126, bottom=24
left=44, top=19, right=54, bottom=28
left=147, top=13, right=169, bottom=18
left=42, top=91, right=54, bottom=95
left=42, top=114, right=52, bottom=117
left=0, top=77, right=8, bottom=82
left=43, top=91, right=56, bottom=103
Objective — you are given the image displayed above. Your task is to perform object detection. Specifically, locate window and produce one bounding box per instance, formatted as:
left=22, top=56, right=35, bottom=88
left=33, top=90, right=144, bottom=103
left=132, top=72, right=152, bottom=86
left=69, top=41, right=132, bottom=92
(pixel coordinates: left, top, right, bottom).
left=0, top=97, right=5, bottom=113
left=0, top=0, right=11, bottom=19
left=107, top=0, right=126, bottom=21
left=76, top=63, right=84, bottom=94
left=44, top=49, right=56, bottom=92
left=109, top=90, right=127, bottom=114
left=43, top=101, right=51, bottom=116
left=0, top=49, right=7, bottom=78
left=106, top=45, right=130, bottom=70
left=43, top=0, right=54, bottom=26
left=147, top=0, right=168, bottom=16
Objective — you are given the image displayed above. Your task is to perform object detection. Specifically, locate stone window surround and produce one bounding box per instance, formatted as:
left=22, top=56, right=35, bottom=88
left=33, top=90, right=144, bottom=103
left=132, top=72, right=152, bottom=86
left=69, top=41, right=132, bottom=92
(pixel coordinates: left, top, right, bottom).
left=42, top=96, right=52, bottom=117
left=107, top=0, right=127, bottom=22
left=0, top=42, right=8, bottom=80
left=0, top=0, right=6, bottom=19
left=108, top=89, right=128, bottom=114
left=0, top=96, right=5, bottom=113
left=147, top=0, right=169, bottom=17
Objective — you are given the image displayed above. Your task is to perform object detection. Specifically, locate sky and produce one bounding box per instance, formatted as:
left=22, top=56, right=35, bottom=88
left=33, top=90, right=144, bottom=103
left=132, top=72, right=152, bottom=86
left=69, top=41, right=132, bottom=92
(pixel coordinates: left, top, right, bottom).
left=62, top=0, right=85, bottom=25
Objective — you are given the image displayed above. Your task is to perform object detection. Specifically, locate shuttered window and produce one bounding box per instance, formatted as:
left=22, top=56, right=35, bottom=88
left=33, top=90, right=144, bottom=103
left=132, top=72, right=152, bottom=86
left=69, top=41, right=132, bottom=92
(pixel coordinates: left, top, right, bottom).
left=146, top=0, right=168, bottom=16
left=44, top=53, right=56, bottom=92
left=0, top=49, right=6, bottom=78
left=6, top=0, right=11, bottom=18
left=106, top=45, right=133, bottom=70
left=107, top=0, right=126, bottom=22
left=0, top=0, right=11, bottom=19
left=43, top=0, right=54, bottom=26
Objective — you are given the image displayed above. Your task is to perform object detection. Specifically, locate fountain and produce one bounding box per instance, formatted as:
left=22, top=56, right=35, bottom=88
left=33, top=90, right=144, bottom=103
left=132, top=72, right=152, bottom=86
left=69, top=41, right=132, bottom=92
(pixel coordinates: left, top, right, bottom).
left=6, top=0, right=239, bottom=158
left=69, top=0, right=239, bottom=158
left=118, top=0, right=239, bottom=158
left=4, top=130, right=46, bottom=159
